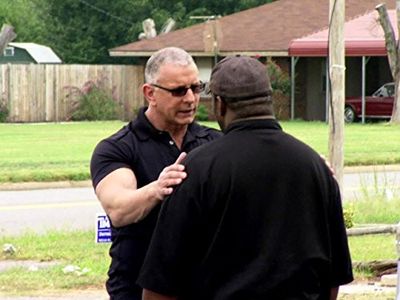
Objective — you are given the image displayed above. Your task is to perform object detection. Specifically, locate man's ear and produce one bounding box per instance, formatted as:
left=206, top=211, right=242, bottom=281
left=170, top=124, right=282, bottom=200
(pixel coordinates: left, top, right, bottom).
left=216, top=96, right=227, bottom=117
left=143, top=83, right=156, bottom=106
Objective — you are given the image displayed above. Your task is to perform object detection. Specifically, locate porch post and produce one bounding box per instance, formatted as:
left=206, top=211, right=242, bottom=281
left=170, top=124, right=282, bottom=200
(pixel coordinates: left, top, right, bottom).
left=362, top=56, right=366, bottom=123
left=290, top=56, right=299, bottom=120
left=361, top=56, right=371, bottom=124
left=326, top=58, right=330, bottom=122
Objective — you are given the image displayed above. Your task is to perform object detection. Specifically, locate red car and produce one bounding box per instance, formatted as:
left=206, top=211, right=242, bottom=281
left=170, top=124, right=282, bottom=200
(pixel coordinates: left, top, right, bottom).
left=345, top=82, right=394, bottom=123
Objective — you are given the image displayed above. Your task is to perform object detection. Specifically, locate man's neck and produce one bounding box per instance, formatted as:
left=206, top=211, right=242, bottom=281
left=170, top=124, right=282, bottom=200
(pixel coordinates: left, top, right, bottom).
left=145, top=108, right=188, bottom=149
left=230, top=115, right=275, bottom=124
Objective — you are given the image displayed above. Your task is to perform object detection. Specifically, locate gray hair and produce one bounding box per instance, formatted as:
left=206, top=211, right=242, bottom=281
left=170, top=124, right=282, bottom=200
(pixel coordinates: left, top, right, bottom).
left=144, top=47, right=197, bottom=83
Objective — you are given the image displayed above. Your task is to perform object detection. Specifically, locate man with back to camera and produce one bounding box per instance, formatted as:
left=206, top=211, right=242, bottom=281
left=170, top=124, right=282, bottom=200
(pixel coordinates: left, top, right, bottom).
left=90, top=47, right=221, bottom=300
left=138, top=56, right=354, bottom=300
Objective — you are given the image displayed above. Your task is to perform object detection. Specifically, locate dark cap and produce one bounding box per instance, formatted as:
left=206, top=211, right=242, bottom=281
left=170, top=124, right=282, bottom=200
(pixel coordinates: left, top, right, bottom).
left=209, top=56, right=272, bottom=102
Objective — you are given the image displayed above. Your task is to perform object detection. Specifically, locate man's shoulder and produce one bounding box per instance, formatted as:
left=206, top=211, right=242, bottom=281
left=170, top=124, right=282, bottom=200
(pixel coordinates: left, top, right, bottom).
left=189, top=122, right=222, bottom=139
left=92, top=122, right=138, bottom=157
left=97, top=124, right=131, bottom=146
left=184, top=132, right=226, bottom=166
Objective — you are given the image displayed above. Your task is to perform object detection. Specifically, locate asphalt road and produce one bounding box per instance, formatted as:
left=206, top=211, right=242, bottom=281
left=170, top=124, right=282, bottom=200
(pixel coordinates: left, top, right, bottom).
left=0, top=186, right=103, bottom=235
left=0, top=166, right=399, bottom=236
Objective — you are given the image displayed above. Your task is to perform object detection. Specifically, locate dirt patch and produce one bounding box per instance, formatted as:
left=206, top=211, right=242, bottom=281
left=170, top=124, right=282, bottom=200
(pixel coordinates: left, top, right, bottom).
left=0, top=260, right=60, bottom=272
left=0, top=289, right=108, bottom=300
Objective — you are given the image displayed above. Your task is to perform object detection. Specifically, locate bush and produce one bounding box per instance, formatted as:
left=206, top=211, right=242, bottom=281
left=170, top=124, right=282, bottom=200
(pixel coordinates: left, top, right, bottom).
left=196, top=104, right=209, bottom=121
left=343, top=205, right=354, bottom=229
left=0, top=94, right=9, bottom=122
left=266, top=59, right=291, bottom=96
left=66, top=76, right=121, bottom=121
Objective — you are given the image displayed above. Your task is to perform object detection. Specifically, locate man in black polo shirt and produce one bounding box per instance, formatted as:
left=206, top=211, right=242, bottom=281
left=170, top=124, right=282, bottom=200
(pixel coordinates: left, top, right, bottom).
left=90, top=47, right=221, bottom=299
left=138, top=56, right=353, bottom=300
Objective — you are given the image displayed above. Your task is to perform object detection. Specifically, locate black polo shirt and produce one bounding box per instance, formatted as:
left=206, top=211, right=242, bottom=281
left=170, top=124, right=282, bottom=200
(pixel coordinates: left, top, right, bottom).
left=138, top=118, right=353, bottom=300
left=90, top=107, right=221, bottom=299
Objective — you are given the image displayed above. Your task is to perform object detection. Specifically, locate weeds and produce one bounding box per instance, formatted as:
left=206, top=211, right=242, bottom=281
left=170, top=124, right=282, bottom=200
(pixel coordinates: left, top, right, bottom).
left=0, top=92, right=9, bottom=122
left=345, top=170, right=400, bottom=224
left=65, top=74, right=121, bottom=121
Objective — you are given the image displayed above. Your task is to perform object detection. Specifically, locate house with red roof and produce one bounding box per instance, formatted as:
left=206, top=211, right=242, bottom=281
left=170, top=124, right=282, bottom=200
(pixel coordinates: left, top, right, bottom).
left=110, top=0, right=395, bottom=121
left=289, top=9, right=396, bottom=120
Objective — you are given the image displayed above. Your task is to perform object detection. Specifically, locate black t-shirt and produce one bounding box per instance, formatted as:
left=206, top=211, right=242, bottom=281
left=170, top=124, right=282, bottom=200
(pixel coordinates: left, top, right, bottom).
left=90, top=107, right=222, bottom=299
left=138, top=118, right=353, bottom=300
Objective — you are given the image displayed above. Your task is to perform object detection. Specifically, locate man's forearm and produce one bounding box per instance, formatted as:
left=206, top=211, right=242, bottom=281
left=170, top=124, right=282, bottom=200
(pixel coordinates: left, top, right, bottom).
left=142, top=289, right=177, bottom=300
left=330, top=286, right=339, bottom=300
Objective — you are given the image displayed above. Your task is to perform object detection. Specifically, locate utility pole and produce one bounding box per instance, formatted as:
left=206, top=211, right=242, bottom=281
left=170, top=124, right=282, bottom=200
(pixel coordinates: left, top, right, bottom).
left=328, top=0, right=345, bottom=194
left=190, top=15, right=220, bottom=114
left=190, top=15, right=220, bottom=66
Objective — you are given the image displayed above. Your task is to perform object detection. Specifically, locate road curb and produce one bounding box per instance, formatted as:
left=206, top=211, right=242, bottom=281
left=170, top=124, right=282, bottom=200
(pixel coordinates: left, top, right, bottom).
left=0, top=164, right=399, bottom=191
left=344, top=164, right=400, bottom=174
left=0, top=180, right=92, bottom=191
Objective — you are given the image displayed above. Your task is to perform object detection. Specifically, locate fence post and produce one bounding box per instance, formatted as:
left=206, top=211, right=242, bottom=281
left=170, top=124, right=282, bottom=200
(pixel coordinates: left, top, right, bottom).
left=397, top=221, right=400, bottom=300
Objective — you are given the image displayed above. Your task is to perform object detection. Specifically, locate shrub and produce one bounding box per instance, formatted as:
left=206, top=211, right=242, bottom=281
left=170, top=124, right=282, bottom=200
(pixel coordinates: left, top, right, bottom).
left=65, top=75, right=121, bottom=121
left=0, top=93, right=9, bottom=122
left=196, top=104, right=209, bottom=121
left=266, top=59, right=291, bottom=96
left=343, top=205, right=354, bottom=229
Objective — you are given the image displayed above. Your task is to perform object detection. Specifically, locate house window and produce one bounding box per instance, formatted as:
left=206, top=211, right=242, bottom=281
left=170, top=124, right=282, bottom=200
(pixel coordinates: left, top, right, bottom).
left=3, top=47, right=14, bottom=57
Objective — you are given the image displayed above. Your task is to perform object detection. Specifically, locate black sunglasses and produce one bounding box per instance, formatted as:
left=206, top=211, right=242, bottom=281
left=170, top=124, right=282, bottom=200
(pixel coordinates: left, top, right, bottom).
left=151, top=82, right=205, bottom=97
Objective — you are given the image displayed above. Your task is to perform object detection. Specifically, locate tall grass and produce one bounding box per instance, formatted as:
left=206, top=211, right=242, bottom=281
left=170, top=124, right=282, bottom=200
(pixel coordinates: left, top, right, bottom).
left=344, top=170, right=400, bottom=224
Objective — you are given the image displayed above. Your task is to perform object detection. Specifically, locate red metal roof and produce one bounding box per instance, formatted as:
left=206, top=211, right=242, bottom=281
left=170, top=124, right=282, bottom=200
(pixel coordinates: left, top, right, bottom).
left=289, top=9, right=398, bottom=57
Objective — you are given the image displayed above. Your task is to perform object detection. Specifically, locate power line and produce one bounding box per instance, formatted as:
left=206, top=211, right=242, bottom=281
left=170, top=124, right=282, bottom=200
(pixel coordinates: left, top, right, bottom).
left=77, top=0, right=135, bottom=26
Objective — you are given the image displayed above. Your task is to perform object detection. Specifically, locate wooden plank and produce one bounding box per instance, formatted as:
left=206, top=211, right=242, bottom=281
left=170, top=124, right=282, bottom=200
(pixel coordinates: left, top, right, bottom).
left=0, top=65, right=10, bottom=121
left=3, top=64, right=145, bottom=122
left=45, top=65, right=55, bottom=121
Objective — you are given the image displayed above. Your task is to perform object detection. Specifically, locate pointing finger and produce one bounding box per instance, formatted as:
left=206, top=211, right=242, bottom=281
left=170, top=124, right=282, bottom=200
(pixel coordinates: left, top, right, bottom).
left=174, top=152, right=187, bottom=165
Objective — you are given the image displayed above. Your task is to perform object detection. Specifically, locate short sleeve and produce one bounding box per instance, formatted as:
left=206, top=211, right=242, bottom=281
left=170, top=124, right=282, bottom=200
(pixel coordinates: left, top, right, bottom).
left=90, top=138, right=134, bottom=189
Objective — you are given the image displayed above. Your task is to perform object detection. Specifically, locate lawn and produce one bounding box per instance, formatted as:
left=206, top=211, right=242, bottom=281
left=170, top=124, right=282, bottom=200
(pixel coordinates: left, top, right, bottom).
left=0, top=120, right=399, bottom=183
left=0, top=230, right=396, bottom=296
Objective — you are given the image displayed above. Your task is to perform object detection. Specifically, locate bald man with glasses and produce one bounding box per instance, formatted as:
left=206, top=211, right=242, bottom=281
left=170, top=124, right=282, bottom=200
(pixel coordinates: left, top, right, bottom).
left=90, top=47, right=221, bottom=300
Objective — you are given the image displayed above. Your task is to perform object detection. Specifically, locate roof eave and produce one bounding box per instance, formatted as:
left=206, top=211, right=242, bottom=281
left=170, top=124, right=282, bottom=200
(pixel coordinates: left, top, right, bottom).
left=109, top=50, right=289, bottom=58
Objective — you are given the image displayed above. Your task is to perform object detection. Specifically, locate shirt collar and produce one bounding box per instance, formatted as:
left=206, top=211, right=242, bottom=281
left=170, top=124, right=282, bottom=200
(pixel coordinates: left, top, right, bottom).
left=131, top=107, right=211, bottom=141
left=224, top=118, right=282, bottom=135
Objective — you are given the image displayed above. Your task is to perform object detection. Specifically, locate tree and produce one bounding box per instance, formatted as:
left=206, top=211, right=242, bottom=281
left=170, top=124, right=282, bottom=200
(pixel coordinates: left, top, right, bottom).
left=39, top=0, right=144, bottom=63
left=0, top=0, right=46, bottom=43
left=40, top=0, right=275, bottom=63
left=376, top=3, right=400, bottom=124
left=0, top=0, right=275, bottom=63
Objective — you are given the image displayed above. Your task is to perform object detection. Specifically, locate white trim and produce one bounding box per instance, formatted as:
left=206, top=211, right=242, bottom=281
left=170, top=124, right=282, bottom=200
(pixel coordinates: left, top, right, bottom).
left=3, top=47, right=14, bottom=57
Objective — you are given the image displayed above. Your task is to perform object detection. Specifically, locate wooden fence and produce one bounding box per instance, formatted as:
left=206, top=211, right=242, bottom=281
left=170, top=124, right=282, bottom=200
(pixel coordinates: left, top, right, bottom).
left=0, top=64, right=145, bottom=122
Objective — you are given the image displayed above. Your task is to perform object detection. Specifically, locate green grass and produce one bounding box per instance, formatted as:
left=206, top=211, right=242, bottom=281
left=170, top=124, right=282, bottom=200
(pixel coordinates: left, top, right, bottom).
left=280, top=121, right=400, bottom=166
left=0, top=230, right=396, bottom=295
left=0, top=120, right=399, bottom=183
left=344, top=175, right=400, bottom=224
left=348, top=197, right=400, bottom=224
left=348, top=234, right=397, bottom=262
left=0, top=230, right=109, bottom=295
left=348, top=233, right=397, bottom=286
left=0, top=121, right=124, bottom=183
